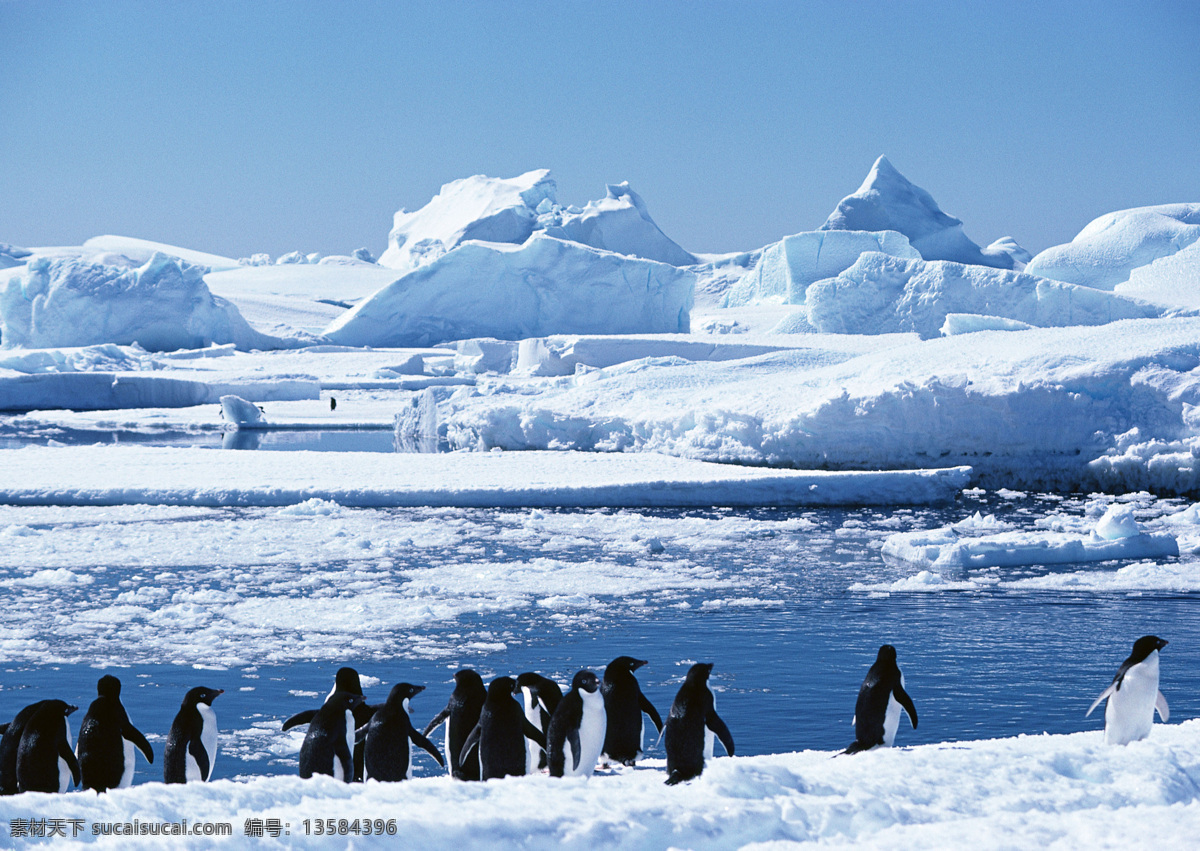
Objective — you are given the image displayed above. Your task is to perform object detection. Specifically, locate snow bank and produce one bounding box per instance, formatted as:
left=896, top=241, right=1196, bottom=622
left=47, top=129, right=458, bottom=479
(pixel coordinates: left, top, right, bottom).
left=805, top=252, right=1172, bottom=338
left=515, top=335, right=791, bottom=377
left=325, top=236, right=694, bottom=348
left=0, top=446, right=969, bottom=508
left=722, top=229, right=920, bottom=307
left=821, top=156, right=1024, bottom=269
left=939, top=313, right=1034, bottom=335
left=540, top=181, right=696, bottom=265
left=1026, top=203, right=1200, bottom=291
left=81, top=235, right=241, bottom=271
left=3, top=723, right=1200, bottom=849
left=1116, top=239, right=1200, bottom=310
left=0, top=253, right=286, bottom=351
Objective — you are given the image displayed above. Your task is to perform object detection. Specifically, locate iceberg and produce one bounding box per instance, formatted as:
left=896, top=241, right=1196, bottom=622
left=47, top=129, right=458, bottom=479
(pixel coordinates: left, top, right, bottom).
left=1026, top=204, right=1200, bottom=291
left=805, top=252, right=1172, bottom=338
left=722, top=229, right=920, bottom=307
left=326, top=236, right=694, bottom=348
left=540, top=181, right=696, bottom=265
left=821, top=156, right=1025, bottom=269
left=0, top=253, right=285, bottom=351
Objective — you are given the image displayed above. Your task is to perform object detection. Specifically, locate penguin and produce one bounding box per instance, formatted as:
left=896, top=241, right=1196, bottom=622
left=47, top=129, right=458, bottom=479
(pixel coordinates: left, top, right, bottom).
left=422, top=669, right=487, bottom=781
left=1087, top=635, right=1170, bottom=745
left=330, top=397, right=337, bottom=411
left=16, top=700, right=80, bottom=794
left=601, top=656, right=663, bottom=766
left=76, top=675, right=154, bottom=791
left=299, top=692, right=366, bottom=781
left=282, top=667, right=374, bottom=781
left=163, top=686, right=223, bottom=784
left=663, top=663, right=734, bottom=786
left=459, top=676, right=547, bottom=780
left=362, top=683, right=444, bottom=781
left=515, top=672, right=563, bottom=773
left=547, top=670, right=606, bottom=778
left=0, top=701, right=50, bottom=795
left=843, top=644, right=918, bottom=755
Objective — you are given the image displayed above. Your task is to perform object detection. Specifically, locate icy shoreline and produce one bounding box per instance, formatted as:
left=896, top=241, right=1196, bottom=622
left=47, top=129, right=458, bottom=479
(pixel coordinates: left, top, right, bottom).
left=2, top=723, right=1198, bottom=849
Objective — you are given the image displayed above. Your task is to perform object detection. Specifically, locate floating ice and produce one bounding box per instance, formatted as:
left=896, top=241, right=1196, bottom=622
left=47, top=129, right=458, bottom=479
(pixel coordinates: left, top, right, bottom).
left=1093, top=504, right=1140, bottom=540
left=219, top=394, right=266, bottom=425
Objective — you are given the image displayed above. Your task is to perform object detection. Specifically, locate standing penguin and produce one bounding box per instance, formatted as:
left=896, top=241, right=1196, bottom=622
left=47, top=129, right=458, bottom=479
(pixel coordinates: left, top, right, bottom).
left=515, top=672, right=563, bottom=773
left=76, top=675, right=154, bottom=792
left=843, top=645, right=918, bottom=754
left=282, top=667, right=375, bottom=781
left=163, top=686, right=223, bottom=784
left=16, top=700, right=80, bottom=794
left=299, top=692, right=366, bottom=781
left=422, top=669, right=487, bottom=781
left=547, top=670, right=606, bottom=778
left=0, top=701, right=50, bottom=795
left=1087, top=635, right=1170, bottom=745
left=362, top=684, right=444, bottom=781
left=460, top=676, right=547, bottom=780
left=601, top=656, right=663, bottom=766
left=663, top=663, right=734, bottom=786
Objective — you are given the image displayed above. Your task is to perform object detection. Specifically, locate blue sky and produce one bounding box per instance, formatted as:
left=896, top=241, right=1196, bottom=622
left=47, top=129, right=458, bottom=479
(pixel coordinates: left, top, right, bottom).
left=2, top=0, right=1197, bottom=260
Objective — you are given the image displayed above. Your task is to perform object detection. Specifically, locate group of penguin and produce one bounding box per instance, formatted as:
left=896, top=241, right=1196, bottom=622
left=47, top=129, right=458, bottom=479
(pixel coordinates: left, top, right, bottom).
left=0, top=635, right=1171, bottom=795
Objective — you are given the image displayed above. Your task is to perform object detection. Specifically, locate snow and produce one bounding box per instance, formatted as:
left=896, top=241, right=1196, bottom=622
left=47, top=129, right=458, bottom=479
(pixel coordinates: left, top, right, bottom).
left=821, top=156, right=1025, bottom=269
left=540, top=181, right=697, bottom=265
left=722, top=230, right=920, bottom=307
left=804, top=252, right=1173, bottom=338
left=220, top=395, right=266, bottom=425
left=80, top=235, right=242, bottom=272
left=0, top=253, right=284, bottom=352
left=326, top=236, right=695, bottom=348
left=1026, top=204, right=1200, bottom=291
left=0, top=447, right=970, bottom=508
left=3, top=723, right=1200, bottom=849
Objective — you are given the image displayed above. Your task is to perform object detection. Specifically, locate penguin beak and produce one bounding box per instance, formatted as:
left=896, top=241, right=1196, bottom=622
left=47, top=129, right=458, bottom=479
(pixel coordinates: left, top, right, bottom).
left=1159, top=639, right=1169, bottom=650
left=633, top=659, right=648, bottom=671
left=413, top=685, right=425, bottom=695
left=66, top=705, right=78, bottom=715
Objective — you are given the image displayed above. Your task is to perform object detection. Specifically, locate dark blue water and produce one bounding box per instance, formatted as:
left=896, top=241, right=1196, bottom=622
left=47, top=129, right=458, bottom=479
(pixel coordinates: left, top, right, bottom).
left=2, top=495, right=1197, bottom=783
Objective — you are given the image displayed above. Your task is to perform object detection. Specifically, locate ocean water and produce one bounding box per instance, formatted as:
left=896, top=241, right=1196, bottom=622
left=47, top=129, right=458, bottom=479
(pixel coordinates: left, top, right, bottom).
left=1, top=493, right=1196, bottom=783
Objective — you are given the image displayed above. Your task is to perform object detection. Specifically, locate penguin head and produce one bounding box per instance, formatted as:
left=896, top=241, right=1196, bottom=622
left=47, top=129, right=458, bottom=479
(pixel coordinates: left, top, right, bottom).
left=606, top=656, right=648, bottom=679
left=41, top=700, right=77, bottom=717
left=685, top=662, right=714, bottom=683
left=515, top=672, right=544, bottom=691
left=334, top=668, right=364, bottom=695
left=97, top=675, right=122, bottom=699
left=571, top=670, right=601, bottom=694
left=488, top=676, right=517, bottom=700
left=1131, top=635, right=1168, bottom=662
left=183, top=687, right=224, bottom=708
left=387, top=683, right=424, bottom=705
left=876, top=645, right=898, bottom=663
left=453, top=669, right=484, bottom=689
left=330, top=692, right=366, bottom=711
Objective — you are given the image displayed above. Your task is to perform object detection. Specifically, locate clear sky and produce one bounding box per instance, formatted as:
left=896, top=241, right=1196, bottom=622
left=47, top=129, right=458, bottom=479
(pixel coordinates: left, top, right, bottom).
left=2, top=0, right=1197, bottom=260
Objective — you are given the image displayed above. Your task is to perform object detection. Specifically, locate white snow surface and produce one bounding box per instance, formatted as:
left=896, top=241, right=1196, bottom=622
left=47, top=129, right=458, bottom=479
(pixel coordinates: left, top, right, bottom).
left=326, top=236, right=695, bottom=348
left=820, top=156, right=1023, bottom=269
left=0, top=446, right=969, bottom=508
left=1026, top=203, right=1200, bottom=291
left=81, top=235, right=242, bottom=271
left=0, top=253, right=286, bottom=352
left=804, top=252, right=1174, bottom=338
left=3, top=723, right=1200, bottom=849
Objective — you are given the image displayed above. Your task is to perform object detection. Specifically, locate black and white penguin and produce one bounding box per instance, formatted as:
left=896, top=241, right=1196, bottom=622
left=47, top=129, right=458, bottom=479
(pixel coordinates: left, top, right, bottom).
left=422, top=669, right=487, bottom=781
left=515, top=672, right=563, bottom=773
left=76, top=675, right=154, bottom=792
left=460, top=676, right=547, bottom=780
left=0, top=701, right=50, bottom=795
left=362, top=683, right=444, bottom=781
left=163, top=686, right=223, bottom=784
left=843, top=644, right=918, bottom=754
left=547, top=670, right=607, bottom=778
left=299, top=692, right=366, bottom=781
left=1087, top=635, right=1170, bottom=745
left=16, top=700, right=80, bottom=794
left=601, top=656, right=663, bottom=766
left=282, top=667, right=374, bottom=781
left=663, top=663, right=734, bottom=786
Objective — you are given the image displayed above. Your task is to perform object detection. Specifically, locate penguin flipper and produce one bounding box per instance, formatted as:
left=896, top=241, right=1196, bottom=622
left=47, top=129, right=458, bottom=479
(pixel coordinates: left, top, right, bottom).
left=1086, top=684, right=1116, bottom=718
left=461, top=725, right=481, bottom=765
left=1156, top=690, right=1170, bottom=722
left=334, top=736, right=353, bottom=781
left=59, top=739, right=81, bottom=787
left=522, top=718, right=547, bottom=750
left=411, top=729, right=445, bottom=767
left=282, top=709, right=318, bottom=731
left=0, top=724, right=6, bottom=735
left=188, top=735, right=211, bottom=782
left=422, top=707, right=450, bottom=739
left=568, top=727, right=582, bottom=771
left=640, top=693, right=664, bottom=734
left=706, top=711, right=735, bottom=757
left=894, top=684, right=918, bottom=729
left=125, top=724, right=154, bottom=764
